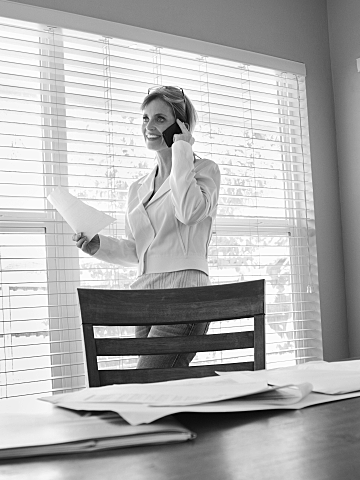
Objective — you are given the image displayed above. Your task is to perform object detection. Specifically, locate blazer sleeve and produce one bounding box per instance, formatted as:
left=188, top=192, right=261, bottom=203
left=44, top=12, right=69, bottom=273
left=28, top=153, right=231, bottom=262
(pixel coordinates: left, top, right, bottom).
left=169, top=140, right=221, bottom=225
left=92, top=208, right=139, bottom=267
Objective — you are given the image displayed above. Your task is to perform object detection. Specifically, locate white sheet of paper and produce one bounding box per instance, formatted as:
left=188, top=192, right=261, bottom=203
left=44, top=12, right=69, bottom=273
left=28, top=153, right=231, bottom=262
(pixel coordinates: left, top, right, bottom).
left=43, top=375, right=272, bottom=408
left=112, top=390, right=360, bottom=425
left=41, top=376, right=311, bottom=425
left=41, top=383, right=326, bottom=426
left=41, top=361, right=360, bottom=425
left=47, top=186, right=116, bottom=241
left=265, top=361, right=360, bottom=394
left=218, top=361, right=360, bottom=395
left=292, top=359, right=360, bottom=372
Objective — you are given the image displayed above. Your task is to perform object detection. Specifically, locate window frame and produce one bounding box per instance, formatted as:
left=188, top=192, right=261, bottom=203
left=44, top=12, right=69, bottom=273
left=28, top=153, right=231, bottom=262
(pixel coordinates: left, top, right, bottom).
left=0, top=5, right=321, bottom=397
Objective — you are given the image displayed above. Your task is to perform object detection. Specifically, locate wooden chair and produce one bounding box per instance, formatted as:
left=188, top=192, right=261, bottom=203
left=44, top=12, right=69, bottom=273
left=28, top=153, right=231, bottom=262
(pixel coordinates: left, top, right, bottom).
left=78, top=279, right=266, bottom=386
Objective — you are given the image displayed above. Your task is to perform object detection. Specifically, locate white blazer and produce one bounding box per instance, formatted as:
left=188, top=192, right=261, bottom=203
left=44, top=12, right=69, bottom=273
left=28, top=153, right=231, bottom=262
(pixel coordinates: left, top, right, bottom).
left=94, top=141, right=221, bottom=276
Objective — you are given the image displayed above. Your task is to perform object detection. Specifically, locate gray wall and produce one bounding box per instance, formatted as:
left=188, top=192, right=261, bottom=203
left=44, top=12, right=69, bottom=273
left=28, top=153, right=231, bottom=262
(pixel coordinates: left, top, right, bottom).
left=328, top=0, right=360, bottom=357
left=5, top=0, right=349, bottom=360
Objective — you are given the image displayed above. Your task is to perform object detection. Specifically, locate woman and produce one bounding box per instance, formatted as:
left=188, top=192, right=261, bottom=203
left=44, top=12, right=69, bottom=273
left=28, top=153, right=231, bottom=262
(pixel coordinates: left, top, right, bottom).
left=73, top=86, right=221, bottom=368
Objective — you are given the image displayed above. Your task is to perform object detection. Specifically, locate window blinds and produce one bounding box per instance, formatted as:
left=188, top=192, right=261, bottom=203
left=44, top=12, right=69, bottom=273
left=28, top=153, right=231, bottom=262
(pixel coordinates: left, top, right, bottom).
left=0, top=16, right=322, bottom=399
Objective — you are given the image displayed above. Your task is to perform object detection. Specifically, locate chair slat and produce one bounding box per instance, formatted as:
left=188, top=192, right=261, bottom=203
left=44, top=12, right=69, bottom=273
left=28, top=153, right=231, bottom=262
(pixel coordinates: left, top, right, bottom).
left=95, top=331, right=254, bottom=356
left=78, top=280, right=265, bottom=326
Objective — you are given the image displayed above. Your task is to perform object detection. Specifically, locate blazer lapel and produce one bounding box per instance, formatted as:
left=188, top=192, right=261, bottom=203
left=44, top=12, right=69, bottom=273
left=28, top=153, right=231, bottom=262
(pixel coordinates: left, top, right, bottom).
left=146, top=176, right=171, bottom=207
left=127, top=166, right=157, bottom=274
left=137, top=166, right=157, bottom=206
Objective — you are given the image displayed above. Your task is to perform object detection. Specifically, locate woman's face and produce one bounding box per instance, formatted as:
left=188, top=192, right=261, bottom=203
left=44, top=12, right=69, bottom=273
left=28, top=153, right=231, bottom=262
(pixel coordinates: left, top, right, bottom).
left=142, top=98, right=176, bottom=151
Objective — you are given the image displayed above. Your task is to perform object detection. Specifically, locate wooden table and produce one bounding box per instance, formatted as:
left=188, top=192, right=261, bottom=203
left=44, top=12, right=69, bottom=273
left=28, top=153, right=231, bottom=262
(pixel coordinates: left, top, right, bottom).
left=1, top=396, right=360, bottom=480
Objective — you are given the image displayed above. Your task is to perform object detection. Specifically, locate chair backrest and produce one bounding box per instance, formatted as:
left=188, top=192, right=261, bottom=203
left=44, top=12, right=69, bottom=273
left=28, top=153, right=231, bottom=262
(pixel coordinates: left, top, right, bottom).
left=78, top=279, right=266, bottom=386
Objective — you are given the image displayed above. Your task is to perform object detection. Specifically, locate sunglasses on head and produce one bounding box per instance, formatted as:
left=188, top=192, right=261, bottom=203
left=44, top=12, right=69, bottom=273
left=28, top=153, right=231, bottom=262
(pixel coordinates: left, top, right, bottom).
left=147, top=86, right=185, bottom=97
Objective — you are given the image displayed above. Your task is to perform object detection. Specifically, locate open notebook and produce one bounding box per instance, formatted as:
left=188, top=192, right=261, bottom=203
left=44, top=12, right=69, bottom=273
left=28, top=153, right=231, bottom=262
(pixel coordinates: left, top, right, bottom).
left=0, top=402, right=195, bottom=460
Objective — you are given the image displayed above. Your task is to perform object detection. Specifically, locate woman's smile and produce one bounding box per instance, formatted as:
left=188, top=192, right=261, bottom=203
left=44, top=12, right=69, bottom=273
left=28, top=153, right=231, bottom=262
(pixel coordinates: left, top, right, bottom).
left=145, top=132, right=162, bottom=141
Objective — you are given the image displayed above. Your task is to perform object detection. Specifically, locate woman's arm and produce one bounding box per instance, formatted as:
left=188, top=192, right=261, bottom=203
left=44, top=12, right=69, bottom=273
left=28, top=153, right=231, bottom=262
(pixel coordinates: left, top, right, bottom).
left=169, top=140, right=221, bottom=225
left=73, top=206, right=139, bottom=266
left=92, top=212, right=139, bottom=266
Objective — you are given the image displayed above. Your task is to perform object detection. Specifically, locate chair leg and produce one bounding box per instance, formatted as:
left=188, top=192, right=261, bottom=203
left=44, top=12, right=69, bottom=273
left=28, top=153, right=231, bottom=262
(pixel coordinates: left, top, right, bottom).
left=82, top=324, right=101, bottom=387
left=254, top=315, right=266, bottom=370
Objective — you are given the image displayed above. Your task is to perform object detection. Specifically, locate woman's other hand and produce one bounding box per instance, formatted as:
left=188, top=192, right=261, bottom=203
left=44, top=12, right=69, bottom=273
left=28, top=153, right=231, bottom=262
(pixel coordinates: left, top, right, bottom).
left=173, top=119, right=195, bottom=146
left=72, top=233, right=100, bottom=255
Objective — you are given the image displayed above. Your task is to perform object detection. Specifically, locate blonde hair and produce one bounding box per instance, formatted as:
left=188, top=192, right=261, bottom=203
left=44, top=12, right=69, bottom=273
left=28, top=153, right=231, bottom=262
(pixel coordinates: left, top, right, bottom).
left=141, top=86, right=198, bottom=133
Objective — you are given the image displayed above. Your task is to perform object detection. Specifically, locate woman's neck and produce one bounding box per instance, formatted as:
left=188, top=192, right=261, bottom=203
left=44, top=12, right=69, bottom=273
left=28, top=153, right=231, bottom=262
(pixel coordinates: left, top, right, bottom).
left=155, top=150, right=172, bottom=181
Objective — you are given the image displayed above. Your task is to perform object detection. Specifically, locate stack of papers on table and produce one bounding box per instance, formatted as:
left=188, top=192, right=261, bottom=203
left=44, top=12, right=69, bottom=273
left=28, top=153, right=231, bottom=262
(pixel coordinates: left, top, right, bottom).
left=41, top=360, right=360, bottom=425
left=0, top=400, right=195, bottom=460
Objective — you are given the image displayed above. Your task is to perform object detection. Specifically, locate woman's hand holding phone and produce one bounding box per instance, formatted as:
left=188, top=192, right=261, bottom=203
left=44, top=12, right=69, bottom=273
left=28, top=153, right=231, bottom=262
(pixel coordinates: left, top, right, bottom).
left=163, top=119, right=194, bottom=147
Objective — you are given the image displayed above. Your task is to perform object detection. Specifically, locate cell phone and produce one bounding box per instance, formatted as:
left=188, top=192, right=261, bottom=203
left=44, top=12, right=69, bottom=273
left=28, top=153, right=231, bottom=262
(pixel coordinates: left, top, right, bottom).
left=162, top=122, right=182, bottom=147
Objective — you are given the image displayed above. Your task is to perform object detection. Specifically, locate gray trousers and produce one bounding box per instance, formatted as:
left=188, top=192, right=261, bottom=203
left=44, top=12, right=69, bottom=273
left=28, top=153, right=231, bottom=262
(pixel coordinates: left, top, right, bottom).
left=130, top=270, right=211, bottom=368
